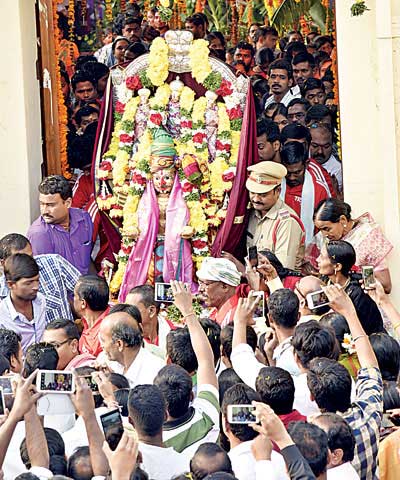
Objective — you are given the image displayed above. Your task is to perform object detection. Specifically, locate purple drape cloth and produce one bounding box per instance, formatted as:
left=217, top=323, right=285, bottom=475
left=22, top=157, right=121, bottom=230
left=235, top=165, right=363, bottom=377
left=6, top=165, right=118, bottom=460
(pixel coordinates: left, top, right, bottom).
left=211, top=86, right=258, bottom=259
left=118, top=174, right=193, bottom=302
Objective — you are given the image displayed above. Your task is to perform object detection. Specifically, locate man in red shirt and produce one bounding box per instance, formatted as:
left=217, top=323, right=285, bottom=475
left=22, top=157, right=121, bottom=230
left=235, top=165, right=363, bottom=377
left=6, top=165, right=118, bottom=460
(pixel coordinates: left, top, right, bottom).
left=280, top=141, right=330, bottom=244
left=74, top=275, right=110, bottom=357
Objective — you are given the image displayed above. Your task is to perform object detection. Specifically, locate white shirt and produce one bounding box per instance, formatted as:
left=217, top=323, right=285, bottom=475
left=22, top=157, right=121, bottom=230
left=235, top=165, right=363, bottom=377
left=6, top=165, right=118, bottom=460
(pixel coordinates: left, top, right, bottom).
left=320, top=154, right=343, bottom=192
left=327, top=462, right=360, bottom=479
left=228, top=440, right=288, bottom=480
left=99, top=347, right=165, bottom=388
left=139, top=442, right=189, bottom=480
left=273, top=337, right=300, bottom=377
left=293, top=372, right=320, bottom=417
left=264, top=85, right=301, bottom=108
left=231, top=343, right=263, bottom=389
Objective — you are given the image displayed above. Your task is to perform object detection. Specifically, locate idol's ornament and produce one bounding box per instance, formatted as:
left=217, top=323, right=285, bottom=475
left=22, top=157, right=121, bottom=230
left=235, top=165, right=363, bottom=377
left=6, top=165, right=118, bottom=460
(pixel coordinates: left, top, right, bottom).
left=94, top=31, right=249, bottom=300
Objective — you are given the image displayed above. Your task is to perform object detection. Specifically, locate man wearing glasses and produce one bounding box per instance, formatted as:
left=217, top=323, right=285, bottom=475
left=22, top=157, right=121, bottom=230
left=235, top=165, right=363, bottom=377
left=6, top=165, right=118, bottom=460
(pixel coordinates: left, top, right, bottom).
left=287, top=98, right=310, bottom=127
left=42, top=318, right=95, bottom=370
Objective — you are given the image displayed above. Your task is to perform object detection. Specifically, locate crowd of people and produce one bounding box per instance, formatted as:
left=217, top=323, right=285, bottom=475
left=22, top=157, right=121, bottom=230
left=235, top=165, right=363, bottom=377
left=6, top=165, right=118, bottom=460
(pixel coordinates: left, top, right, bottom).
left=0, top=3, right=399, bottom=480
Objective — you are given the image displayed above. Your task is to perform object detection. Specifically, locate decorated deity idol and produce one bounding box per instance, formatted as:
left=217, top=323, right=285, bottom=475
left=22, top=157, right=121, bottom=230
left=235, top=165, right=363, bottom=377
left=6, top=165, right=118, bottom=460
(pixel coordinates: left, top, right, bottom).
left=167, top=76, right=184, bottom=137
left=134, top=88, right=151, bottom=139
left=118, top=127, right=193, bottom=301
left=204, top=90, right=219, bottom=162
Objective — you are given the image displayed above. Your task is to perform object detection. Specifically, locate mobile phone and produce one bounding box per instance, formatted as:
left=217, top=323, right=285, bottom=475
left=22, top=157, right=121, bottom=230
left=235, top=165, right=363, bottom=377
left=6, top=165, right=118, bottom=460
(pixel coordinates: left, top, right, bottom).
left=251, top=291, right=265, bottom=321
left=80, top=374, right=99, bottom=392
left=0, top=376, right=14, bottom=395
left=227, top=404, right=257, bottom=424
left=154, top=282, right=174, bottom=303
left=36, top=370, right=75, bottom=394
left=306, top=289, right=330, bottom=310
left=100, top=409, right=124, bottom=451
left=248, top=246, right=258, bottom=268
left=362, top=266, right=375, bottom=290
left=0, top=388, right=5, bottom=415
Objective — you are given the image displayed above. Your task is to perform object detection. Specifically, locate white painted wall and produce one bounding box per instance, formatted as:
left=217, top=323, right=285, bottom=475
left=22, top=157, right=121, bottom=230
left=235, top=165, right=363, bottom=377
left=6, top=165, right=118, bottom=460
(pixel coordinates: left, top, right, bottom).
left=0, top=0, right=43, bottom=237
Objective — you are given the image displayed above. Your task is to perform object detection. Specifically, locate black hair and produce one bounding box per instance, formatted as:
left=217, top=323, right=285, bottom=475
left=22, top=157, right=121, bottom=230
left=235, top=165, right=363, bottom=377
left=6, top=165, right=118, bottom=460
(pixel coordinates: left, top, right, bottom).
left=109, top=303, right=143, bottom=325
left=301, top=77, right=325, bottom=96
left=292, top=320, right=339, bottom=369
left=218, top=368, right=243, bottom=405
left=123, top=16, right=142, bottom=28
left=314, top=198, right=352, bottom=223
left=383, top=380, right=400, bottom=412
left=267, top=288, right=299, bottom=329
left=0, top=233, right=30, bottom=260
left=287, top=421, right=328, bottom=477
left=154, top=364, right=192, bottom=418
left=20, top=427, right=65, bottom=469
left=203, top=474, right=238, bottom=480
left=114, top=388, right=130, bottom=417
left=39, top=175, right=72, bottom=200
left=255, top=366, right=295, bottom=415
left=235, top=41, right=254, bottom=56
left=0, top=328, right=21, bottom=363
left=166, top=327, right=198, bottom=374
left=280, top=123, right=311, bottom=147
left=325, top=240, right=356, bottom=277
left=49, top=455, right=68, bottom=476
left=285, top=41, right=307, bottom=60
left=108, top=372, right=130, bottom=390
left=111, top=321, right=143, bottom=348
left=45, top=318, right=80, bottom=341
left=23, top=342, right=59, bottom=378
left=128, top=384, right=166, bottom=436
left=125, top=41, right=147, bottom=58
left=15, top=474, right=40, bottom=480
left=82, top=61, right=109, bottom=81
left=307, top=357, right=352, bottom=412
left=200, top=318, right=221, bottom=365
left=222, top=384, right=261, bottom=442
left=315, top=413, right=355, bottom=463
left=142, top=25, right=160, bottom=42
left=256, top=117, right=280, bottom=143
left=190, top=443, right=234, bottom=480
left=287, top=96, right=311, bottom=111
left=319, top=312, right=350, bottom=353
left=305, top=104, right=331, bottom=125
left=248, top=22, right=261, bottom=32
left=74, top=106, right=99, bottom=127
left=75, top=56, right=97, bottom=70
left=254, top=26, right=278, bottom=43
left=220, top=325, right=257, bottom=360
left=186, top=13, right=207, bottom=27
left=206, top=31, right=226, bottom=48
left=281, top=140, right=308, bottom=166
left=0, top=353, right=10, bottom=376
left=370, top=333, right=400, bottom=381
left=76, top=275, right=109, bottom=311
left=67, top=446, right=93, bottom=480
left=292, top=52, right=316, bottom=68
left=71, top=71, right=96, bottom=92
left=271, top=103, right=288, bottom=120
left=4, top=253, right=39, bottom=283
left=128, top=284, right=161, bottom=313
left=268, top=58, right=293, bottom=78
left=255, top=47, right=275, bottom=66
left=314, top=35, right=334, bottom=51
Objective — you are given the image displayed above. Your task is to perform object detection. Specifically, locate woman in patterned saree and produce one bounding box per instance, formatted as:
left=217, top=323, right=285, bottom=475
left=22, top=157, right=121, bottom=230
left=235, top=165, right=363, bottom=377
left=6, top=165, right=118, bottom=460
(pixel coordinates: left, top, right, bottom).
left=306, top=198, right=393, bottom=293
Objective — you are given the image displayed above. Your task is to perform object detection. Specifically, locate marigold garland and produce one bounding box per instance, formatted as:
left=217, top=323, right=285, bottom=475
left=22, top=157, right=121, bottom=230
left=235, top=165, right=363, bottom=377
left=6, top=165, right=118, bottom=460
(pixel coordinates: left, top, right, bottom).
left=105, top=0, right=113, bottom=23
left=147, top=38, right=169, bottom=86
left=67, top=0, right=75, bottom=41
left=53, top=0, right=70, bottom=179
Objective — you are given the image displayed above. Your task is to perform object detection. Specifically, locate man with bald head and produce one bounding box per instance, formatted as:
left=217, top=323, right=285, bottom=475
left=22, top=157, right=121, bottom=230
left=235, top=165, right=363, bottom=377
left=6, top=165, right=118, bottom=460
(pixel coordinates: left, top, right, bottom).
left=190, top=443, right=234, bottom=480
left=294, top=276, right=331, bottom=322
left=99, top=311, right=164, bottom=387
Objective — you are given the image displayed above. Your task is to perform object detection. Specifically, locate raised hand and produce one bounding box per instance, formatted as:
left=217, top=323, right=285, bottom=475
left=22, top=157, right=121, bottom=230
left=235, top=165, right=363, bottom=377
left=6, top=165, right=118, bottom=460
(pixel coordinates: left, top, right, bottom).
left=323, top=283, right=356, bottom=317
left=233, top=293, right=260, bottom=326
left=171, top=280, right=194, bottom=317
left=103, top=432, right=139, bottom=480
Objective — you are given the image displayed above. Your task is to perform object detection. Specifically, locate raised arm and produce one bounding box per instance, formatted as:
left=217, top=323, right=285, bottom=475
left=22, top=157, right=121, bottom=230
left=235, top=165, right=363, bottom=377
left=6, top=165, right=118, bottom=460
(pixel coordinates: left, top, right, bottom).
left=171, top=281, right=217, bottom=389
left=24, top=406, right=49, bottom=470
left=323, top=284, right=378, bottom=368
left=71, top=374, right=109, bottom=477
left=364, top=278, right=400, bottom=332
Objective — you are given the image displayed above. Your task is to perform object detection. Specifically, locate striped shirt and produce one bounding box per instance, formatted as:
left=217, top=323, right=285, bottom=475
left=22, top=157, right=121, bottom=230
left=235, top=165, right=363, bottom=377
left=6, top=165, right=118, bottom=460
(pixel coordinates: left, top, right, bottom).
left=0, top=254, right=79, bottom=324
left=163, top=384, right=220, bottom=460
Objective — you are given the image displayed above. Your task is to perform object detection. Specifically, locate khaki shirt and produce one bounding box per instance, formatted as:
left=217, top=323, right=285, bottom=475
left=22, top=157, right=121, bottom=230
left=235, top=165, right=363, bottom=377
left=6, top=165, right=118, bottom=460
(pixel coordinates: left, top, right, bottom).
left=247, top=198, right=305, bottom=271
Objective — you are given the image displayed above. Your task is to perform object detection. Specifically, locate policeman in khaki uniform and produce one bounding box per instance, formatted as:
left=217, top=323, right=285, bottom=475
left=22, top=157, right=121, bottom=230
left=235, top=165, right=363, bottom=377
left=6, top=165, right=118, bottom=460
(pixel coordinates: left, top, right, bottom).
left=246, top=161, right=305, bottom=271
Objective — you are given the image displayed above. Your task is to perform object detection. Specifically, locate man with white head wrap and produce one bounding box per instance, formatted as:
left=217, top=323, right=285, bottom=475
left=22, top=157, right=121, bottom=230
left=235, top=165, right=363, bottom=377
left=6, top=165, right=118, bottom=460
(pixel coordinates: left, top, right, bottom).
left=197, top=257, right=248, bottom=328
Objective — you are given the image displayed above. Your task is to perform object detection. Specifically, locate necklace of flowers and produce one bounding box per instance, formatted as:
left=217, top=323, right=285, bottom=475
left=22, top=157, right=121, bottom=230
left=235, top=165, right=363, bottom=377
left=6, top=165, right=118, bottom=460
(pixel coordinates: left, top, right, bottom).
left=342, top=333, right=357, bottom=355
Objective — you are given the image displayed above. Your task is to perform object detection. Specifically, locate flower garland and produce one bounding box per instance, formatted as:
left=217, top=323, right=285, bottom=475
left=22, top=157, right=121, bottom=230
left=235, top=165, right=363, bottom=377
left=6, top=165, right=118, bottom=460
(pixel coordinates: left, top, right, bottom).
left=105, top=0, right=113, bottom=23
left=147, top=37, right=169, bottom=87
left=53, top=0, right=70, bottom=179
left=67, top=0, right=75, bottom=42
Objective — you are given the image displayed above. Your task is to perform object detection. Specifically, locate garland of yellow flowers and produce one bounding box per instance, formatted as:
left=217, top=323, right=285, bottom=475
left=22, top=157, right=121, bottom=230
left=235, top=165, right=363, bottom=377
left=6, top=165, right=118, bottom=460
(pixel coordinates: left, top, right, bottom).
left=53, top=0, right=70, bottom=179
left=105, top=0, right=113, bottom=23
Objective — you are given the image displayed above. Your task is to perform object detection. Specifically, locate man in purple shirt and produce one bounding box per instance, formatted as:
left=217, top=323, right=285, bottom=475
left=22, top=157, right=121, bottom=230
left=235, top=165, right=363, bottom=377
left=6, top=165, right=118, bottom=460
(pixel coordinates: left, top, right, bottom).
left=27, top=175, right=93, bottom=274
